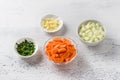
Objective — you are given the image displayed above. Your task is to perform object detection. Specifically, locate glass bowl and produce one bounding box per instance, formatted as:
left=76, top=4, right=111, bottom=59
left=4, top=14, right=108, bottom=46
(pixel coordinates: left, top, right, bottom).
left=44, top=36, right=77, bottom=65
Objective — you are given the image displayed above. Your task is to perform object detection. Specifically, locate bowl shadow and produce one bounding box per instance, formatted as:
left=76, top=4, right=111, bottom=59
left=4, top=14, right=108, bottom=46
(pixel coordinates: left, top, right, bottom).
left=21, top=47, right=43, bottom=66
left=50, top=54, right=90, bottom=76
left=87, top=38, right=118, bottom=56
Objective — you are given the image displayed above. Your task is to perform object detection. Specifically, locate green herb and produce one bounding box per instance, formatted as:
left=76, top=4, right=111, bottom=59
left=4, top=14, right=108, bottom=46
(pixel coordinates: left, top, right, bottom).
left=16, top=39, right=35, bottom=56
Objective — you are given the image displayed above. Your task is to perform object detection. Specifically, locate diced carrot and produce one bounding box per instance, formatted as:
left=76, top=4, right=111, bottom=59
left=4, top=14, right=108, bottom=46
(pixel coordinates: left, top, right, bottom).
left=48, top=52, right=52, bottom=57
left=59, top=53, right=64, bottom=57
left=62, top=51, right=69, bottom=59
left=53, top=58, right=63, bottom=63
left=51, top=54, right=56, bottom=58
left=52, top=48, right=58, bottom=54
left=54, top=44, right=60, bottom=48
left=55, top=54, right=60, bottom=58
left=58, top=48, right=66, bottom=53
left=65, top=58, right=71, bottom=62
left=53, top=37, right=62, bottom=42
left=45, top=49, right=51, bottom=54
left=59, top=44, right=67, bottom=48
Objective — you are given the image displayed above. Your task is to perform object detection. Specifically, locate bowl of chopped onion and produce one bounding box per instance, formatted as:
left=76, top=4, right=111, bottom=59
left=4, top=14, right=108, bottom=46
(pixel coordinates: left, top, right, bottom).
left=78, top=20, right=106, bottom=46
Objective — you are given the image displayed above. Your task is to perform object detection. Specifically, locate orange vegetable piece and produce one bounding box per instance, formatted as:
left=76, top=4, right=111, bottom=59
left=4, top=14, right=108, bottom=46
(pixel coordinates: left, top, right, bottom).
left=65, top=58, right=71, bottom=62
left=59, top=44, right=67, bottom=48
left=53, top=37, right=62, bottom=42
left=62, top=50, right=70, bottom=59
left=52, top=48, right=58, bottom=54
left=58, top=48, right=66, bottom=53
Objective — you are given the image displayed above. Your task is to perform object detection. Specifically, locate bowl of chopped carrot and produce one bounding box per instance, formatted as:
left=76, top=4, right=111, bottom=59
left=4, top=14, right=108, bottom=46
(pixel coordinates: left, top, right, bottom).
left=44, top=36, right=77, bottom=64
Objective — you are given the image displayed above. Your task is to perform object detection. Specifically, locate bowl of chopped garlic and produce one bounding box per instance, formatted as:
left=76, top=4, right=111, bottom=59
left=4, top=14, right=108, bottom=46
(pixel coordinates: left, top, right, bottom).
left=41, top=14, right=63, bottom=33
left=78, top=20, right=106, bottom=46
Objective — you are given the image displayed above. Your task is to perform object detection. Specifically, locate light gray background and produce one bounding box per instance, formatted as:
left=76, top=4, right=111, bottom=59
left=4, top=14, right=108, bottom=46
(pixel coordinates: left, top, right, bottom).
left=0, top=0, right=120, bottom=80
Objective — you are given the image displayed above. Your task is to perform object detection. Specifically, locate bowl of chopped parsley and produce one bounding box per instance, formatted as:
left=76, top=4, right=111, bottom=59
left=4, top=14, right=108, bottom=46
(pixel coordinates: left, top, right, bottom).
left=15, top=37, right=38, bottom=58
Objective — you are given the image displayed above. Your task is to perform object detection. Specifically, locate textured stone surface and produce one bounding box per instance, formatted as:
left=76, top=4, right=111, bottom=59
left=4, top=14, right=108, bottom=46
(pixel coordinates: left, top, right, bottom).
left=0, top=0, right=120, bottom=80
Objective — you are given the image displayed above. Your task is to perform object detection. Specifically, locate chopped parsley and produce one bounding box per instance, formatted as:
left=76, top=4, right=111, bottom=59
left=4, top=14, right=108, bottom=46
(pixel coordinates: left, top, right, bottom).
left=16, top=39, right=35, bottom=56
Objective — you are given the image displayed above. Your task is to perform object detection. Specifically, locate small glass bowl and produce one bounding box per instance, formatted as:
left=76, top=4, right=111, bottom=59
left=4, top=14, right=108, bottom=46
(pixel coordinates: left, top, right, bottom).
left=78, top=20, right=106, bottom=46
left=44, top=36, right=77, bottom=65
left=14, top=37, right=38, bottom=58
left=40, top=14, right=63, bottom=33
